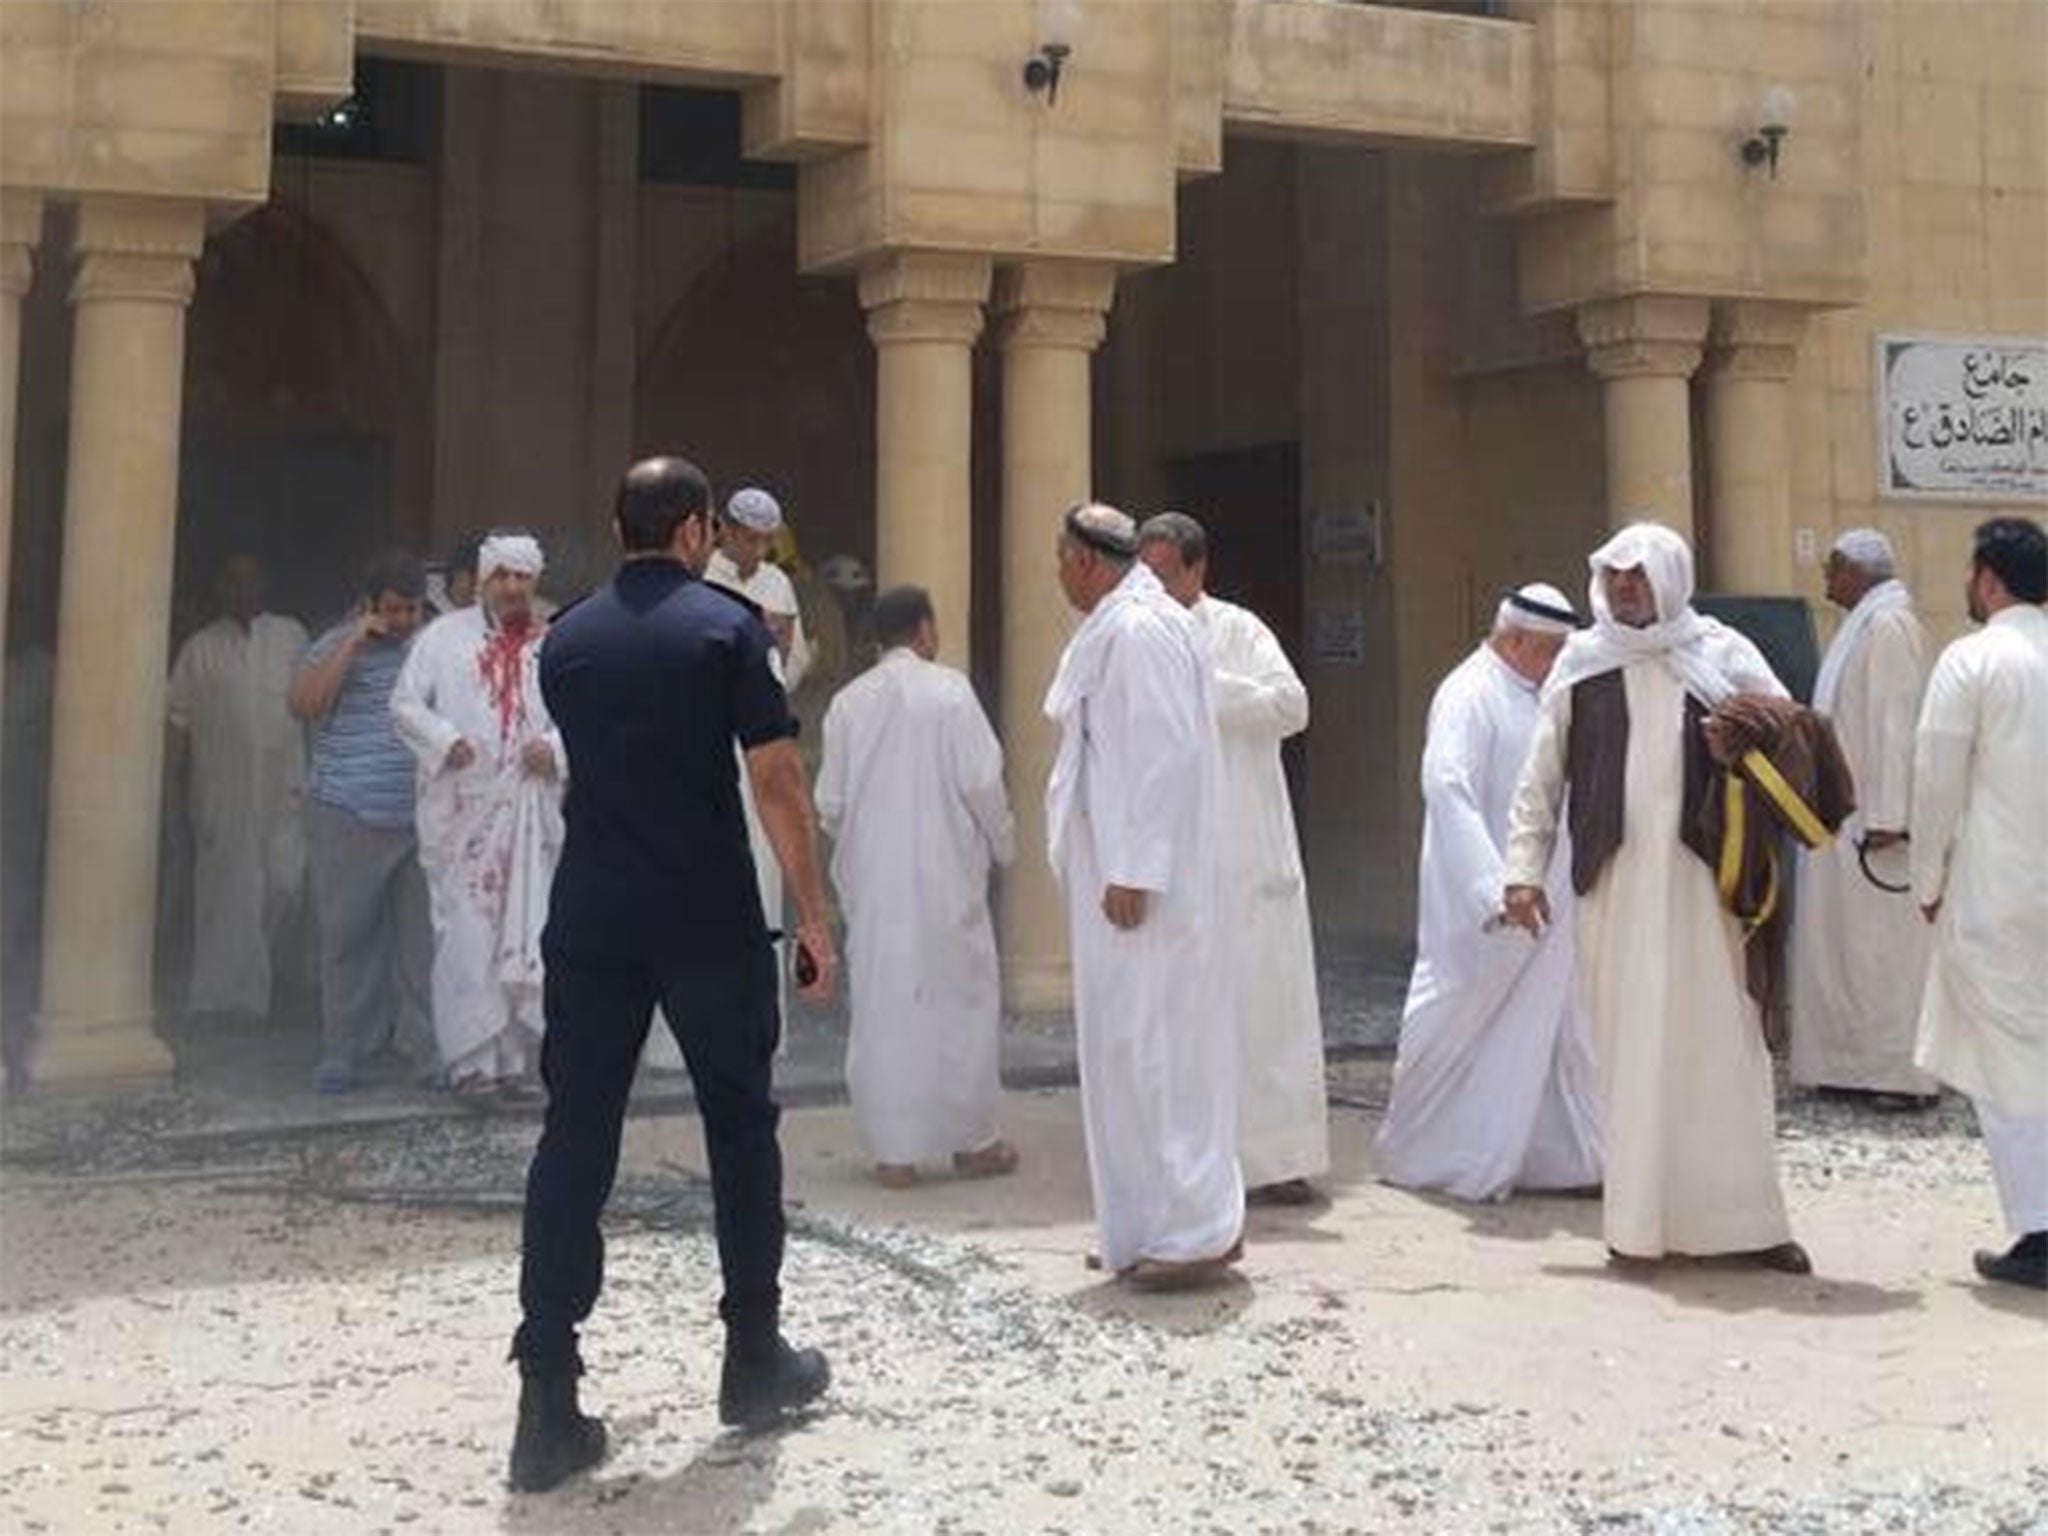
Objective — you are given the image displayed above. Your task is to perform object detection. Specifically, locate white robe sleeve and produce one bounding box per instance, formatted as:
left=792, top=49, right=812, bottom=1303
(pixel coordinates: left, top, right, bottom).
left=1421, top=682, right=1510, bottom=920
left=1090, top=622, right=1201, bottom=894
left=949, top=681, right=1014, bottom=869
left=166, top=636, right=198, bottom=731
left=784, top=609, right=813, bottom=693
left=1861, top=610, right=1924, bottom=832
left=1212, top=615, right=1308, bottom=743
left=1909, top=646, right=1975, bottom=909
left=390, top=630, right=463, bottom=772
left=1503, top=682, right=1572, bottom=890
left=815, top=694, right=849, bottom=842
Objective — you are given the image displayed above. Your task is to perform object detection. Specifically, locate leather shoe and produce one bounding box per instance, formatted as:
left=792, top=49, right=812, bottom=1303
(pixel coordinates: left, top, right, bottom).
left=1737, top=1241, right=1813, bottom=1275
left=720, top=1336, right=831, bottom=1430
left=1973, top=1237, right=2048, bottom=1291
left=507, top=1375, right=608, bottom=1493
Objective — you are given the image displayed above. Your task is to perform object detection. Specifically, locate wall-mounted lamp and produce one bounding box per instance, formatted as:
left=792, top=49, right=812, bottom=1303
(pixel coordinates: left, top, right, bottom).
left=1024, top=0, right=1080, bottom=106
left=1023, top=42, right=1071, bottom=104
left=1740, top=85, right=1797, bottom=179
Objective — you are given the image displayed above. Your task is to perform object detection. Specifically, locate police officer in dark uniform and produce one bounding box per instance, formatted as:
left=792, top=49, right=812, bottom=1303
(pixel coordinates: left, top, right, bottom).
left=507, top=456, right=838, bottom=1492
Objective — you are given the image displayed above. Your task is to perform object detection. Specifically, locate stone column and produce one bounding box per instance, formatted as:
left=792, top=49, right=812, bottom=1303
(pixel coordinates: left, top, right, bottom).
left=1577, top=295, right=1710, bottom=539
left=1701, top=301, right=1807, bottom=594
left=859, top=250, right=991, bottom=667
left=36, top=197, right=206, bottom=1086
left=991, top=260, right=1115, bottom=1012
left=0, top=190, right=43, bottom=793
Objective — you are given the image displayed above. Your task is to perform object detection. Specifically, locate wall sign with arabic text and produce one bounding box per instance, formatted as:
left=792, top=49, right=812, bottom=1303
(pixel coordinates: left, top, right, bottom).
left=1878, top=335, right=2047, bottom=502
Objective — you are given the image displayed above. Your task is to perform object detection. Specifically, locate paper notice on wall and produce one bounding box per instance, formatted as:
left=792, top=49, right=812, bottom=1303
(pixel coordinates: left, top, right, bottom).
left=1309, top=606, right=1367, bottom=666
left=1309, top=504, right=1381, bottom=562
left=1877, top=335, right=2048, bottom=502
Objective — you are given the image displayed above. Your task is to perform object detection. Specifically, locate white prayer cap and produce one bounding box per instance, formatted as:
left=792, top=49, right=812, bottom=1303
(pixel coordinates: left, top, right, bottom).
left=727, top=487, right=784, bottom=533
left=1063, top=501, right=1139, bottom=557
left=478, top=532, right=545, bottom=579
left=1830, top=527, right=1896, bottom=575
left=1588, top=519, right=1694, bottom=629
left=1495, top=581, right=1582, bottom=636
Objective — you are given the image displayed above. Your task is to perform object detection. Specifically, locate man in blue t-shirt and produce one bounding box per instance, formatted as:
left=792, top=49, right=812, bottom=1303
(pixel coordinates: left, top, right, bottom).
left=505, top=457, right=838, bottom=1493
left=288, top=553, right=435, bottom=1093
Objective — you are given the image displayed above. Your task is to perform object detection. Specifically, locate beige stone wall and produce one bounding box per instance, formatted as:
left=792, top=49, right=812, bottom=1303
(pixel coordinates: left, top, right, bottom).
left=1793, top=0, right=2048, bottom=647
left=0, top=0, right=346, bottom=207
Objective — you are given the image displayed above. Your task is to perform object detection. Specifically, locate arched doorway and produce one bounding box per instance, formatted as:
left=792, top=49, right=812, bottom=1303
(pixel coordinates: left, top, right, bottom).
left=177, top=201, right=424, bottom=640
left=635, top=214, right=876, bottom=719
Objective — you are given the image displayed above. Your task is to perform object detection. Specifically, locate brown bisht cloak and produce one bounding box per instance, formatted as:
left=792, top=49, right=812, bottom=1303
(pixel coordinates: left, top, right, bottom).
left=1564, top=674, right=1856, bottom=1045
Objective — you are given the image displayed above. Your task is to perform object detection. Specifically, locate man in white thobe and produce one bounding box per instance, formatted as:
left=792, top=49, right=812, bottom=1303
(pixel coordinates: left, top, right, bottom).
left=1137, top=513, right=1329, bottom=1205
left=702, top=487, right=808, bottom=1042
left=165, top=555, right=308, bottom=1021
left=816, top=585, right=1017, bottom=1187
left=392, top=533, right=564, bottom=1097
left=709, top=487, right=812, bottom=690
left=1501, top=522, right=1810, bottom=1272
left=1379, top=583, right=1603, bottom=1202
left=1790, top=529, right=1938, bottom=1108
left=1910, top=516, right=2048, bottom=1291
left=1046, top=503, right=1243, bottom=1290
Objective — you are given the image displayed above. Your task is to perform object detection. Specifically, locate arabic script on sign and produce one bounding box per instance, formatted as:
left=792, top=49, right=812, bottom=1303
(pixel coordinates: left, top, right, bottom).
left=1879, top=335, right=2048, bottom=502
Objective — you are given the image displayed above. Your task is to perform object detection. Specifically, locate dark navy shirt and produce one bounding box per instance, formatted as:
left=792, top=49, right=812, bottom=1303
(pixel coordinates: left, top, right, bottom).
left=539, top=558, right=794, bottom=957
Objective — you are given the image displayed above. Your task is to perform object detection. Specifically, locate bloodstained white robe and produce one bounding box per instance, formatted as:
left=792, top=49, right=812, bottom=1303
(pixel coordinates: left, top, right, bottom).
left=817, top=648, right=1014, bottom=1165
left=166, top=613, right=309, bottom=1017
left=1379, top=644, right=1602, bottom=1201
left=1791, top=585, right=1936, bottom=1094
left=391, top=607, right=563, bottom=1081
left=1191, top=595, right=1330, bottom=1189
left=1046, top=563, right=1243, bottom=1274
left=1506, top=654, right=1793, bottom=1259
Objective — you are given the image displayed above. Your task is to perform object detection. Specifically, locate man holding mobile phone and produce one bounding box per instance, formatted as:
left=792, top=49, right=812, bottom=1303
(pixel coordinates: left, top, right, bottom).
left=288, top=553, right=434, bottom=1094
left=506, top=456, right=838, bottom=1493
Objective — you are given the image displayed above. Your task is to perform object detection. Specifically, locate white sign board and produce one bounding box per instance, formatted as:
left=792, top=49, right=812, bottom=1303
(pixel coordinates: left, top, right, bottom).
left=1877, top=334, right=2048, bottom=502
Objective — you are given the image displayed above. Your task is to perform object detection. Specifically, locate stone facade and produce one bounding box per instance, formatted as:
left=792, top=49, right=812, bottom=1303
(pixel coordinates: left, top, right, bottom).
left=1, top=0, right=2043, bottom=1081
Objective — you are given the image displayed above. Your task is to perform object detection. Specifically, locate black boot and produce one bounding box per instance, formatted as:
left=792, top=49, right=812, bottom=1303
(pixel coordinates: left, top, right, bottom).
left=508, top=1373, right=608, bottom=1493
left=1973, top=1231, right=2048, bottom=1291
left=719, top=1333, right=831, bottom=1430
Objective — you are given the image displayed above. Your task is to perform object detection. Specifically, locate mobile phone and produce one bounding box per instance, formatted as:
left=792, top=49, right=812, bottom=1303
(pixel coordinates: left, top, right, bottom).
left=794, top=940, right=819, bottom=988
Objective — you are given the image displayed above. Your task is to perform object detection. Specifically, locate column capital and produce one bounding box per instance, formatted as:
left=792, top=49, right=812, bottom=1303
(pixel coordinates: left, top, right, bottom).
left=1577, top=294, right=1710, bottom=380
left=860, top=250, right=992, bottom=347
left=1, top=189, right=45, bottom=298
left=69, top=196, right=205, bottom=308
left=992, top=259, right=1117, bottom=353
left=1705, top=300, right=1809, bottom=383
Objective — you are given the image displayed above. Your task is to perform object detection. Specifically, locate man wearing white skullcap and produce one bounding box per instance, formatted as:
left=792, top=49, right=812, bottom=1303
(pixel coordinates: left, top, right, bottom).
left=1378, top=582, right=1604, bottom=1202
left=694, top=488, right=813, bottom=1047
left=392, top=530, right=564, bottom=1099
left=1790, top=529, right=1938, bottom=1110
left=1500, top=521, right=1815, bottom=1273
left=708, top=487, right=814, bottom=691
left=1046, top=503, right=1243, bottom=1290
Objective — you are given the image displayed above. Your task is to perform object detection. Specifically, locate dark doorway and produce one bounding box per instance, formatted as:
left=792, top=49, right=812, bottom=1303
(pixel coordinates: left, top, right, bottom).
left=1166, top=441, right=1308, bottom=806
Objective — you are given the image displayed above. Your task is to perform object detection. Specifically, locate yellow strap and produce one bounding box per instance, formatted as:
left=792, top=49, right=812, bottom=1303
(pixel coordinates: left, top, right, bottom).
left=1718, top=772, right=1746, bottom=906
left=1739, top=747, right=1832, bottom=849
left=1749, top=843, right=1781, bottom=934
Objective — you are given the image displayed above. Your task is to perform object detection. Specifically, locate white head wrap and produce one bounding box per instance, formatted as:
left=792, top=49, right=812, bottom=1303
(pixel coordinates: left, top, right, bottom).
left=1541, top=520, right=1786, bottom=705
left=1494, top=581, right=1581, bottom=636
left=478, top=533, right=544, bottom=579
left=727, top=487, right=783, bottom=532
left=1830, top=527, right=1896, bottom=576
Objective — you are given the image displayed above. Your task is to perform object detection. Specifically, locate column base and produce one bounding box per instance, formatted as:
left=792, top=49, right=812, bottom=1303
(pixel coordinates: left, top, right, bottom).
left=31, top=1012, right=176, bottom=1089
left=1002, top=956, right=1072, bottom=1015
